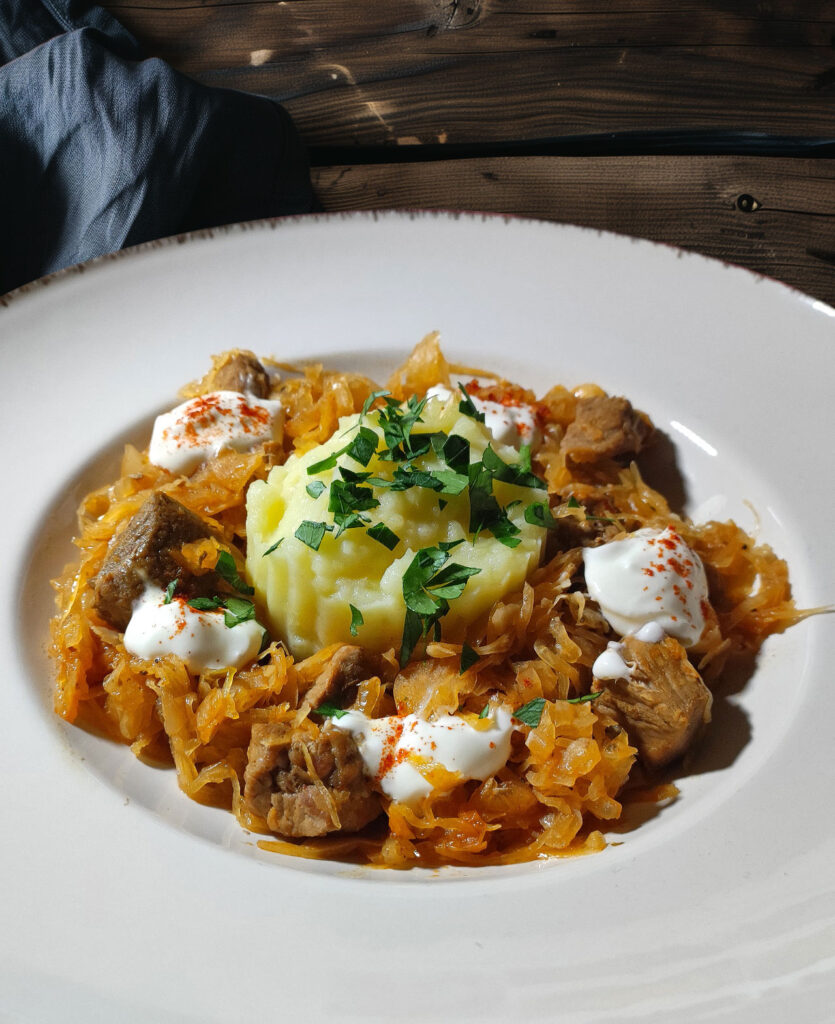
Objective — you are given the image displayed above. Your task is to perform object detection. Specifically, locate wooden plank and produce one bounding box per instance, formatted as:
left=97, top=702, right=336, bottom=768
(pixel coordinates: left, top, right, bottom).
left=312, top=155, right=835, bottom=304
left=102, top=1, right=835, bottom=143
left=103, top=1, right=835, bottom=59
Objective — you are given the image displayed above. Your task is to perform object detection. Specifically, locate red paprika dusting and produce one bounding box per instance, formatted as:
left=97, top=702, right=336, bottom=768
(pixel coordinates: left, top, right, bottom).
left=163, top=392, right=272, bottom=449
left=375, top=718, right=405, bottom=782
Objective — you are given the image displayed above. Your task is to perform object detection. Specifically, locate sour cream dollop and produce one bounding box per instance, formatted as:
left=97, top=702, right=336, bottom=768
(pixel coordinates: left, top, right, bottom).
left=583, top=527, right=709, bottom=647
left=592, top=641, right=633, bottom=680
left=124, top=586, right=264, bottom=673
left=149, top=390, right=283, bottom=474
left=426, top=382, right=541, bottom=450
left=591, top=622, right=668, bottom=679
left=331, top=708, right=513, bottom=806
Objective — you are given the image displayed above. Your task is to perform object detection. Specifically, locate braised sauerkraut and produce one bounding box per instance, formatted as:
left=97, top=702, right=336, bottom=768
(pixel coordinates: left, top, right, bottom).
left=50, top=336, right=804, bottom=867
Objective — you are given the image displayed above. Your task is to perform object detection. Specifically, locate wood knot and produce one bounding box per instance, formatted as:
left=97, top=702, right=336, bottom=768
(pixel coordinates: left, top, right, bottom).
left=433, top=0, right=482, bottom=30
left=735, top=194, right=761, bottom=213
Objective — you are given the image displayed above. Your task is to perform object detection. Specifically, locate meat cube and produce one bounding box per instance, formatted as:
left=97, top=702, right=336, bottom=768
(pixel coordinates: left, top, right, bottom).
left=93, top=492, right=214, bottom=630
left=547, top=491, right=623, bottom=553
left=303, top=645, right=384, bottom=710
left=244, top=722, right=381, bottom=837
left=207, top=351, right=271, bottom=398
left=562, top=396, right=652, bottom=464
left=592, top=634, right=712, bottom=770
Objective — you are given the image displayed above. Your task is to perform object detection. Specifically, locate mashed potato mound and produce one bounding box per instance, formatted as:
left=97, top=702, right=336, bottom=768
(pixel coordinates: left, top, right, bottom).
left=246, top=394, right=546, bottom=657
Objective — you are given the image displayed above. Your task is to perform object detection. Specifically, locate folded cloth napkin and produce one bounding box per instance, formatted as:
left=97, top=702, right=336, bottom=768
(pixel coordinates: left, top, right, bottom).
left=0, top=0, right=315, bottom=294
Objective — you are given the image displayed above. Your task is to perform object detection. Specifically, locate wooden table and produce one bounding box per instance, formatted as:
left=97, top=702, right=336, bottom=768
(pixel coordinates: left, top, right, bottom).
left=104, top=0, right=835, bottom=305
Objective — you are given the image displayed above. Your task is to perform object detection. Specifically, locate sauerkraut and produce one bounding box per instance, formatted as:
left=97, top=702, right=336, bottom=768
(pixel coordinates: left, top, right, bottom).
left=49, top=336, right=804, bottom=867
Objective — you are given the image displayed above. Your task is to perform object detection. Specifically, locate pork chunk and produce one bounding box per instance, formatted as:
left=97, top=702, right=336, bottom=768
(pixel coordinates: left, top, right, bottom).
left=244, top=722, right=382, bottom=837
left=207, top=351, right=271, bottom=398
left=592, top=635, right=712, bottom=770
left=547, top=491, right=623, bottom=553
left=562, top=396, right=652, bottom=464
left=303, top=645, right=385, bottom=710
left=93, top=492, right=214, bottom=630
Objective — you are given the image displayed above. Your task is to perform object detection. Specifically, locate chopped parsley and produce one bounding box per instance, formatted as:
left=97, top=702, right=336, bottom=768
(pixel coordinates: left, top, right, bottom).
left=482, top=445, right=544, bottom=489
left=307, top=425, right=380, bottom=476
left=513, top=697, right=546, bottom=727
left=163, top=580, right=176, bottom=604
left=567, top=691, right=603, bottom=704
left=215, top=550, right=254, bottom=595
left=459, top=643, right=479, bottom=674
left=345, top=426, right=379, bottom=467
left=457, top=383, right=485, bottom=423
left=349, top=604, right=364, bottom=637
left=295, top=520, right=333, bottom=550
left=333, top=511, right=371, bottom=538
left=467, top=461, right=522, bottom=547
left=367, top=522, right=400, bottom=550
left=316, top=703, right=348, bottom=719
left=524, top=501, right=559, bottom=530
left=222, top=597, right=256, bottom=628
left=262, top=538, right=283, bottom=557
left=375, top=394, right=430, bottom=461
left=186, top=594, right=256, bottom=629
left=305, top=480, right=326, bottom=499
left=359, top=389, right=390, bottom=421
left=400, top=545, right=481, bottom=665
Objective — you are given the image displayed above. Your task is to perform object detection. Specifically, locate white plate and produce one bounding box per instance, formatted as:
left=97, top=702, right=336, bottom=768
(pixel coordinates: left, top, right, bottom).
left=2, top=212, right=833, bottom=1022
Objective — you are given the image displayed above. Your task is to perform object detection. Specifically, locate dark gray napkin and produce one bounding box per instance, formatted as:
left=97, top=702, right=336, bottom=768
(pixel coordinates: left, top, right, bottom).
left=1, top=1, right=315, bottom=294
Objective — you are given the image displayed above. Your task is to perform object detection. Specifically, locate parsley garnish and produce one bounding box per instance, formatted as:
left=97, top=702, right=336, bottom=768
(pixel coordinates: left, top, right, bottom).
left=349, top=604, right=364, bottom=636
left=478, top=703, right=490, bottom=719
left=329, top=479, right=380, bottom=516
left=295, top=520, right=333, bottom=550
left=457, top=383, right=485, bottom=423
left=460, top=643, right=479, bottom=674
left=431, top=470, right=470, bottom=495
left=186, top=594, right=256, bottom=629
left=345, top=426, right=379, bottom=467
left=215, top=550, right=254, bottom=595
left=399, top=546, right=481, bottom=665
left=481, top=445, right=544, bottom=489
left=359, top=389, right=390, bottom=421
left=513, top=697, right=546, bottom=727
left=467, top=461, right=522, bottom=547
left=163, top=580, right=176, bottom=604
left=222, top=597, right=256, bottom=628
left=316, top=703, right=348, bottom=719
left=524, top=501, right=559, bottom=530
left=306, top=480, right=326, bottom=499
left=307, top=425, right=380, bottom=477
left=338, top=467, right=373, bottom=484
left=400, top=609, right=425, bottom=668
left=262, top=538, right=283, bottom=556
left=437, top=432, right=471, bottom=472
left=367, top=522, right=400, bottom=550
left=377, top=394, right=429, bottom=460
left=333, top=511, right=370, bottom=538
left=567, top=691, right=603, bottom=704
left=307, top=450, right=342, bottom=475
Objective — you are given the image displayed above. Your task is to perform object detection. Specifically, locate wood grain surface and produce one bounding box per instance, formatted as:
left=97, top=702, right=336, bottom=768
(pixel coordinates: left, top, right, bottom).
left=100, top=0, right=835, bottom=302
left=313, top=155, right=835, bottom=304
left=104, top=0, right=835, bottom=144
